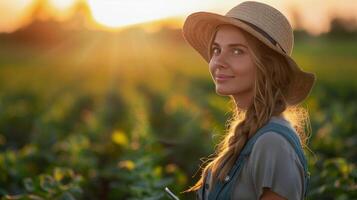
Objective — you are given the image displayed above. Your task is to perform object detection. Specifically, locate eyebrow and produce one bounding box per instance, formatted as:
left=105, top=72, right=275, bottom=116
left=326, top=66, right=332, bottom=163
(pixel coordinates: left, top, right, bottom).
left=212, top=42, right=248, bottom=49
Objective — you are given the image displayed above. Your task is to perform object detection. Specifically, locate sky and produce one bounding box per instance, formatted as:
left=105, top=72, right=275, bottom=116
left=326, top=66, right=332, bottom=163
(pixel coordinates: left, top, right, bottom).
left=0, top=0, right=356, bottom=35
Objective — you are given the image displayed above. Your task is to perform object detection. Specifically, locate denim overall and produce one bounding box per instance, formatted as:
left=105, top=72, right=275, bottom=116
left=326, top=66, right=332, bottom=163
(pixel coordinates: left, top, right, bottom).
left=196, top=121, right=310, bottom=200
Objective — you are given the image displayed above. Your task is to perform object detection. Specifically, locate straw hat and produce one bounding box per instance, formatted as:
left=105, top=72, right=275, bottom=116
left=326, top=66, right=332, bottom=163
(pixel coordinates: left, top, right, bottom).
left=182, top=1, right=316, bottom=105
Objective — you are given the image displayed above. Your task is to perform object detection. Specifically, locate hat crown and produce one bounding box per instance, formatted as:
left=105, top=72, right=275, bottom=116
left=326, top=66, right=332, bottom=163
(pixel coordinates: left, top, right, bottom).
left=226, top=1, right=294, bottom=55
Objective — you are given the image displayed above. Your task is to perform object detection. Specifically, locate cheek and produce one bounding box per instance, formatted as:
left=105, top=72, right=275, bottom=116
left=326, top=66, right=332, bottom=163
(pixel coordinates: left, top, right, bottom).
left=231, top=56, right=256, bottom=79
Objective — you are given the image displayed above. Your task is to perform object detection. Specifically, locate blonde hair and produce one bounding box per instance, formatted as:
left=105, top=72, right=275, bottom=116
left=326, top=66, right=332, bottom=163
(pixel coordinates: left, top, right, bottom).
left=182, top=24, right=311, bottom=194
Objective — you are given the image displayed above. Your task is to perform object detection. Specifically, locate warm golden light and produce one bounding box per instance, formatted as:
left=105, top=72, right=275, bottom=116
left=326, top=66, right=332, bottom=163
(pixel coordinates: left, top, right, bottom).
left=87, top=0, right=189, bottom=29
left=0, top=0, right=356, bottom=34
left=0, top=0, right=35, bottom=32
left=49, top=0, right=76, bottom=10
left=44, top=0, right=78, bottom=21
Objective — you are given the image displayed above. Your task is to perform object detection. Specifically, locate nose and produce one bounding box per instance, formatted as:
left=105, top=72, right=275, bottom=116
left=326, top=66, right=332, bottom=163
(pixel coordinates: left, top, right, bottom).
left=211, top=52, right=229, bottom=69
left=211, top=49, right=228, bottom=68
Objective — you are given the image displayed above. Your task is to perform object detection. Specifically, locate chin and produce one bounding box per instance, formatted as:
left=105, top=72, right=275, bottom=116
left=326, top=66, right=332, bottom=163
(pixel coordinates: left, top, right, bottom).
left=215, top=88, right=234, bottom=96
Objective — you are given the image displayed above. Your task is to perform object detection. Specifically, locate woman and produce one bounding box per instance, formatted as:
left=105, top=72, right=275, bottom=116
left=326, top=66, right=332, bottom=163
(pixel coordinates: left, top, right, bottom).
left=181, top=1, right=316, bottom=200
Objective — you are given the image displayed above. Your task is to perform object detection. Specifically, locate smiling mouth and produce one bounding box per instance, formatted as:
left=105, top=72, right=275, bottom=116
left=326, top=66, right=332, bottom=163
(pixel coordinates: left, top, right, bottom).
left=215, top=75, right=235, bottom=82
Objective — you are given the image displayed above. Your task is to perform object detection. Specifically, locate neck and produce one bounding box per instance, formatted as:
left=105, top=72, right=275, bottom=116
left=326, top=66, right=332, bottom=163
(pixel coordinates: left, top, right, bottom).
left=231, top=90, right=254, bottom=111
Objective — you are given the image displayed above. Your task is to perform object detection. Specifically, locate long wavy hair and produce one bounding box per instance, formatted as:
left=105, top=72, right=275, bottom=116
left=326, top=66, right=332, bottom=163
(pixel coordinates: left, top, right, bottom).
left=182, top=24, right=312, bottom=194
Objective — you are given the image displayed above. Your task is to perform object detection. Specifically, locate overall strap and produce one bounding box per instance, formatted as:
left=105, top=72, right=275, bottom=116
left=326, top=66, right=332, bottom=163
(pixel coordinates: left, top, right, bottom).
left=207, top=121, right=310, bottom=200
left=196, top=186, right=203, bottom=200
left=196, top=170, right=211, bottom=200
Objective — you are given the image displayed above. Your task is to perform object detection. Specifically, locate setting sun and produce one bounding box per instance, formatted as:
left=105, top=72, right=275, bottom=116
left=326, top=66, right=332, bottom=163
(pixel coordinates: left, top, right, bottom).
left=87, top=0, right=191, bottom=28
left=49, top=0, right=76, bottom=10
left=0, top=0, right=356, bottom=35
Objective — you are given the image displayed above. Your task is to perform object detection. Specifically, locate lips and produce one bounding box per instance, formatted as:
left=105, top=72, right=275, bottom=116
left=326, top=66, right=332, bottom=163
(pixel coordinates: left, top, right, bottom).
left=215, top=74, right=235, bottom=82
left=216, top=74, right=235, bottom=78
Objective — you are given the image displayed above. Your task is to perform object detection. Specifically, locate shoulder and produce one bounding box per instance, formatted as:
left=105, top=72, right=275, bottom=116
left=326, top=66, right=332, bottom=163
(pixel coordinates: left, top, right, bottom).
left=248, top=130, right=304, bottom=176
left=247, top=131, right=305, bottom=199
left=253, top=131, right=297, bottom=154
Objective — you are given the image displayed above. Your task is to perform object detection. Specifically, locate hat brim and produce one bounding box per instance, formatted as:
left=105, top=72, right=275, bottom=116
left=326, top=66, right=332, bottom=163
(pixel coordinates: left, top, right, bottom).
left=182, top=12, right=316, bottom=105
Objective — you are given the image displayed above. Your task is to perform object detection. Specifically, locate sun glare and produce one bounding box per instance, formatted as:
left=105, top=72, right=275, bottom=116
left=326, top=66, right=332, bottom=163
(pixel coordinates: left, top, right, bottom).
left=0, top=0, right=356, bottom=34
left=49, top=0, right=76, bottom=10
left=87, top=0, right=187, bottom=29
left=44, top=0, right=78, bottom=21
left=0, top=0, right=35, bottom=32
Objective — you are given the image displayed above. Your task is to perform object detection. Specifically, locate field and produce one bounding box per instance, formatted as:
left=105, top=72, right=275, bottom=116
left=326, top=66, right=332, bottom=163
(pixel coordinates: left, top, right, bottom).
left=0, top=22, right=356, bottom=199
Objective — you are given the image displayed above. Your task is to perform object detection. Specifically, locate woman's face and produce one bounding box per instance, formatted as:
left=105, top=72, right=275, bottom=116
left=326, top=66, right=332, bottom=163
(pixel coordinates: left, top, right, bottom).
left=209, top=25, right=256, bottom=107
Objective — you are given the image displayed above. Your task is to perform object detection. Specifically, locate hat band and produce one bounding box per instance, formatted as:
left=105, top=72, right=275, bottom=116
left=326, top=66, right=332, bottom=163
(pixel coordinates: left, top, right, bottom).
left=234, top=18, right=286, bottom=54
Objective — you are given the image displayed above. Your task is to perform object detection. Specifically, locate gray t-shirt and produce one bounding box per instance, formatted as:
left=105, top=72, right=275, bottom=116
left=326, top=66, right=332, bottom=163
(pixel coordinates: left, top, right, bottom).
left=203, top=116, right=305, bottom=200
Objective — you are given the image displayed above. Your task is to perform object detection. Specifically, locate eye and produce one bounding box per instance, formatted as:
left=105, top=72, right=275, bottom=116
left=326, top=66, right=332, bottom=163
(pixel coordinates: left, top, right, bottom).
left=211, top=47, right=220, bottom=55
left=233, top=48, right=243, bottom=55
